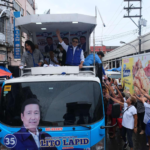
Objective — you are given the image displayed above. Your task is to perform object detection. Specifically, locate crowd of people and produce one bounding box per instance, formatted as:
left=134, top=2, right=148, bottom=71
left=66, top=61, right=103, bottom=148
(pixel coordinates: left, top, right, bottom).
left=102, top=78, right=150, bottom=150
left=20, top=29, right=105, bottom=71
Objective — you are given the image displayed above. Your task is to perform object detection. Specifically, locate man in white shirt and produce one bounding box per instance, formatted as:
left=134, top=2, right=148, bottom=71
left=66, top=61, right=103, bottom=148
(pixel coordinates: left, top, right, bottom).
left=56, top=30, right=84, bottom=68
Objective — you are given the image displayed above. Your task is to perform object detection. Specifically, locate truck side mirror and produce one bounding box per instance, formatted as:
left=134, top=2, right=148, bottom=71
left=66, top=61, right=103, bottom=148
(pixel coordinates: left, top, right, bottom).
left=112, top=103, right=121, bottom=118
left=100, top=103, right=121, bottom=129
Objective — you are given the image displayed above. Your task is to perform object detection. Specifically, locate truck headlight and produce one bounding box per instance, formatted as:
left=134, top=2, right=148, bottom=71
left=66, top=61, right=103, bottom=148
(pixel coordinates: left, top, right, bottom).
left=91, top=137, right=105, bottom=150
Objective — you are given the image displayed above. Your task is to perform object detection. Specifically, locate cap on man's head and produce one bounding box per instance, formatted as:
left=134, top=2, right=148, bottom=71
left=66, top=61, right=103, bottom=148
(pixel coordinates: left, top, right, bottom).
left=97, top=51, right=104, bottom=57
left=21, top=98, right=40, bottom=114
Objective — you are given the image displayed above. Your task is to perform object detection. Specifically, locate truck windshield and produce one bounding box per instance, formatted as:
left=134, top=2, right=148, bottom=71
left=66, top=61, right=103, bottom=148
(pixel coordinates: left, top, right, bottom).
left=0, top=81, right=103, bottom=127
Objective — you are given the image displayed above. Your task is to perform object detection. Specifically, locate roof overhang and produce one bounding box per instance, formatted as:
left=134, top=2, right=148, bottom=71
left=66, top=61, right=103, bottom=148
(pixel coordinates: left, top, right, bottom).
left=15, top=13, right=97, bottom=34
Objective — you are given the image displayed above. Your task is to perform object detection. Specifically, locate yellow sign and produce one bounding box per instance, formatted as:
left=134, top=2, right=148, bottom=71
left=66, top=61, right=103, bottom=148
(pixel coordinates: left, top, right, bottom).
left=121, top=58, right=134, bottom=94
left=4, top=85, right=11, bottom=91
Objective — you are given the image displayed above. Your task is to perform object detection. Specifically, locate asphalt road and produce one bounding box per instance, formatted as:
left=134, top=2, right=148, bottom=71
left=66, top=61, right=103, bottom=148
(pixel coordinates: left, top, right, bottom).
left=106, top=128, right=149, bottom=150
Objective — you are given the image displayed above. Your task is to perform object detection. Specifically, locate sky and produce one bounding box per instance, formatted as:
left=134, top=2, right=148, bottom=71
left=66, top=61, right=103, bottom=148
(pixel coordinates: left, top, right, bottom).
left=36, top=0, right=150, bottom=46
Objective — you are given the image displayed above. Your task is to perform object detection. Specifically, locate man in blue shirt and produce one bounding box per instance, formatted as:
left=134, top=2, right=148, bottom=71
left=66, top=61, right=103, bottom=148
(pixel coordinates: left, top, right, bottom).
left=83, top=51, right=107, bottom=78
left=56, top=30, right=84, bottom=68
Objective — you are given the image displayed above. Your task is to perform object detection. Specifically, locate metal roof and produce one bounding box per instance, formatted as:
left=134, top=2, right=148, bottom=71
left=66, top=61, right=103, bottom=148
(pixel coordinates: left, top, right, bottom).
left=103, top=32, right=150, bottom=62
left=15, top=13, right=97, bottom=34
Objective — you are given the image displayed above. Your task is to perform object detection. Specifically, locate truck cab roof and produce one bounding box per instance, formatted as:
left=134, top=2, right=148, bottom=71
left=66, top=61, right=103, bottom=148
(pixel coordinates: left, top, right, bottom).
left=4, top=67, right=100, bottom=84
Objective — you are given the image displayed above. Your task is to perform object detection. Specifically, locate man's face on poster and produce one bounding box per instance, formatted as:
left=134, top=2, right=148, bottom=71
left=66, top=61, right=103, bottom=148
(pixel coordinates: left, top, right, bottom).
left=21, top=104, right=40, bottom=131
left=47, top=38, right=53, bottom=45
left=80, top=37, right=86, bottom=45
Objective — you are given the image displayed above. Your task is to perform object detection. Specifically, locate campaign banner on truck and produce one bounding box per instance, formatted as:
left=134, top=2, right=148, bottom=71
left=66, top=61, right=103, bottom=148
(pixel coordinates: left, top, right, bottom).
left=122, top=54, right=150, bottom=94
left=36, top=31, right=88, bottom=55
left=2, top=95, right=91, bottom=150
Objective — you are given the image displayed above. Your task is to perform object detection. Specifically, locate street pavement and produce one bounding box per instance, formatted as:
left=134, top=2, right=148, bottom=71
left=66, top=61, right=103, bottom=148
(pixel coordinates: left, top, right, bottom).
left=106, top=128, right=149, bottom=150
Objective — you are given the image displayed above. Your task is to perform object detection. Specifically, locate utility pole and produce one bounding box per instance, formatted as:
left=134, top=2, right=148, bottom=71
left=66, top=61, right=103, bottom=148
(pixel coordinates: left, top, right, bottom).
left=101, top=41, right=103, bottom=52
left=124, top=0, right=142, bottom=54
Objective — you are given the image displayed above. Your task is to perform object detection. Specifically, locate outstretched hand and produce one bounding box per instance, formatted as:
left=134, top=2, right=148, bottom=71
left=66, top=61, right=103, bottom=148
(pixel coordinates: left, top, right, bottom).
left=56, top=29, right=60, bottom=36
left=133, top=82, right=138, bottom=87
left=105, top=93, right=110, bottom=99
left=114, top=80, right=117, bottom=86
left=106, top=80, right=110, bottom=85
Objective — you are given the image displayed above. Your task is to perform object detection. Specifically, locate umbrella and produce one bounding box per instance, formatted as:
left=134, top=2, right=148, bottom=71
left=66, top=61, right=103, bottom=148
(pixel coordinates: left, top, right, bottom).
left=0, top=66, right=12, bottom=78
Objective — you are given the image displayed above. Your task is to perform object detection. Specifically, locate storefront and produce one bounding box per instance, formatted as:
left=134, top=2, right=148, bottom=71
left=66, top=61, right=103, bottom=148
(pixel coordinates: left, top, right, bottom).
left=0, top=46, right=8, bottom=66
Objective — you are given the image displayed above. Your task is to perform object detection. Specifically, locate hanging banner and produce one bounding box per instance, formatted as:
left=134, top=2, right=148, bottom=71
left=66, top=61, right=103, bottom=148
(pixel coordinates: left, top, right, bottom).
left=13, top=12, right=21, bottom=59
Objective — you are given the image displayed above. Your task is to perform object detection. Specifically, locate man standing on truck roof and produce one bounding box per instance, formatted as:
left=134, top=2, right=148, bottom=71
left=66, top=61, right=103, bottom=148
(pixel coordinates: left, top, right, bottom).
left=20, top=40, right=43, bottom=68
left=83, top=52, right=107, bottom=79
left=56, top=30, right=84, bottom=68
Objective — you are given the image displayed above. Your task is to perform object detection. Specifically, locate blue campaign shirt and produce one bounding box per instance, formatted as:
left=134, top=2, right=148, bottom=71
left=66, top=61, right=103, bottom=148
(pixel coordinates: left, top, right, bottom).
left=83, top=54, right=106, bottom=75
left=12, top=127, right=57, bottom=150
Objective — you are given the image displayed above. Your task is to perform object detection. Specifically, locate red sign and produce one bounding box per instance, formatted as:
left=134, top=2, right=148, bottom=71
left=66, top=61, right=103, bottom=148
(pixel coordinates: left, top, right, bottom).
left=45, top=127, right=63, bottom=131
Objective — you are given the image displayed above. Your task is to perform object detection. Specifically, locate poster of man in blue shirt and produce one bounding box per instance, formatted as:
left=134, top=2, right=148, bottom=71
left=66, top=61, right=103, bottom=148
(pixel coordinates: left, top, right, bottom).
left=12, top=98, right=57, bottom=150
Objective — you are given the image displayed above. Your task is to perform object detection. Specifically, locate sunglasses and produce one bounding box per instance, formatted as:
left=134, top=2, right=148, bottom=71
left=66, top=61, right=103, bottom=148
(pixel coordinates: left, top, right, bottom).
left=73, top=41, right=78, bottom=43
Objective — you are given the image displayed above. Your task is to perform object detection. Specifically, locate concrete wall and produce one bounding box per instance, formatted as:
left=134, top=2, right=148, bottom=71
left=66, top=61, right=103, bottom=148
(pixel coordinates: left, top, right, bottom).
left=6, top=0, right=36, bottom=66
left=26, top=1, right=35, bottom=15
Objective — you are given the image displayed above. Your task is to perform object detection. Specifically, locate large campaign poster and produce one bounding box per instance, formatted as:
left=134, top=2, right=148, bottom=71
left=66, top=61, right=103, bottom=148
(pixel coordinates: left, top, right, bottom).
left=122, top=54, right=150, bottom=94
left=132, top=55, right=150, bottom=95
left=36, top=31, right=88, bottom=55
left=2, top=93, right=91, bottom=150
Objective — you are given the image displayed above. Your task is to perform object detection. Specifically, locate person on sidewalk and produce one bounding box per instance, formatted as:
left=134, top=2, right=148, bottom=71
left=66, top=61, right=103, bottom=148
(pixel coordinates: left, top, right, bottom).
left=56, top=30, right=84, bottom=68
left=106, top=91, right=137, bottom=150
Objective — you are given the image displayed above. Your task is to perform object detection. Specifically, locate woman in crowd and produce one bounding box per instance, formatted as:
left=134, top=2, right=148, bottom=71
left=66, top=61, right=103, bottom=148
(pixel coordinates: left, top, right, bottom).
left=106, top=88, right=137, bottom=150
left=103, top=80, right=124, bottom=139
left=134, top=83, right=150, bottom=149
left=135, top=84, right=145, bottom=135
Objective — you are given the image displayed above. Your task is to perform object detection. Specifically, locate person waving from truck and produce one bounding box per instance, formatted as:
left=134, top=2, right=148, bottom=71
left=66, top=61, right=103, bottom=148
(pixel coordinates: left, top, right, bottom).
left=20, top=40, right=44, bottom=68
left=56, top=30, right=84, bottom=68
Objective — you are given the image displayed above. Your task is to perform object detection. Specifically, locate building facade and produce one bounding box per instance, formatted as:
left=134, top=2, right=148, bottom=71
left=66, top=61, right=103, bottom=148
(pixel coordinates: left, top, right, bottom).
left=0, top=0, right=36, bottom=76
left=102, top=32, right=150, bottom=69
left=90, top=46, right=119, bottom=54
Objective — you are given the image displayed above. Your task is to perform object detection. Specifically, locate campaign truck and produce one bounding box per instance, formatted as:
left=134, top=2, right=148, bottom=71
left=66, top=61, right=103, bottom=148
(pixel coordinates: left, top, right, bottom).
left=0, top=13, right=120, bottom=150
left=121, top=53, right=150, bottom=94
left=0, top=67, right=120, bottom=150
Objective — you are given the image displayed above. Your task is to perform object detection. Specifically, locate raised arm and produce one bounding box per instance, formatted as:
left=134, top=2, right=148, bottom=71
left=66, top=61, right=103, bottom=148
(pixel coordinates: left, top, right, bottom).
left=56, top=30, right=68, bottom=51
left=122, top=80, right=125, bottom=90
left=115, top=86, right=124, bottom=102
left=56, top=29, right=63, bottom=43
left=106, top=94, right=124, bottom=107
left=134, top=94, right=147, bottom=104
left=106, top=80, right=116, bottom=98
left=134, top=82, right=150, bottom=99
